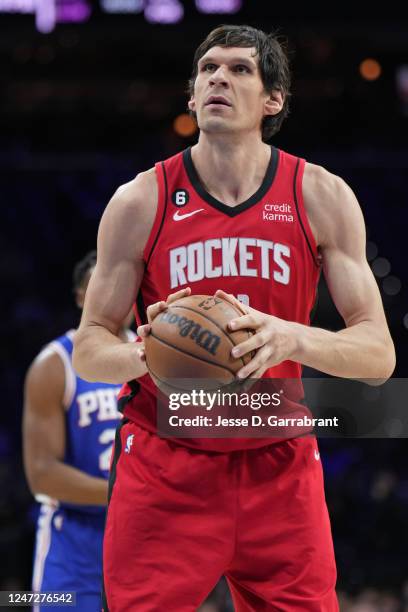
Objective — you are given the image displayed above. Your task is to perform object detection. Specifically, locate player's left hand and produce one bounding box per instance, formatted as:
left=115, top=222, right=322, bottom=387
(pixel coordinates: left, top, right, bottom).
left=215, top=289, right=299, bottom=379
left=137, top=287, right=192, bottom=361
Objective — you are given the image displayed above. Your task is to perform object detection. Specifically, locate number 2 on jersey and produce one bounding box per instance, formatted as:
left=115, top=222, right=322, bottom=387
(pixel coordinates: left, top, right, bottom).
left=98, top=428, right=116, bottom=471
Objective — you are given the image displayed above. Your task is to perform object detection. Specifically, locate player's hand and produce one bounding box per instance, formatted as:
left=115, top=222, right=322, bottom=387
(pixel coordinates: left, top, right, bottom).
left=135, top=341, right=147, bottom=363
left=215, top=289, right=299, bottom=379
left=136, top=287, right=192, bottom=345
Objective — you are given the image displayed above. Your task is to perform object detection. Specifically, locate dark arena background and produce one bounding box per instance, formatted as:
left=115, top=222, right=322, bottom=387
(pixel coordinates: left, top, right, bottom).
left=1, top=2, right=408, bottom=610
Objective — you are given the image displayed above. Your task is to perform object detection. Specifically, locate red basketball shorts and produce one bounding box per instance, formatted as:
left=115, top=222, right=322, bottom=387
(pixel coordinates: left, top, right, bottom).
left=102, top=420, right=338, bottom=611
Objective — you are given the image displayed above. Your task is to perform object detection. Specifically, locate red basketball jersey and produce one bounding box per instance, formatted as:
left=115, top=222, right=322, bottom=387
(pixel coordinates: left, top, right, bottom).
left=119, top=146, right=321, bottom=451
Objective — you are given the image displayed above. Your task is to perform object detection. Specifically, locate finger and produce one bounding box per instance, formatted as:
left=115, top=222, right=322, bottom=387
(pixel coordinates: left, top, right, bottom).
left=215, top=289, right=234, bottom=301
left=233, top=366, right=267, bottom=394
left=137, top=323, right=151, bottom=337
left=146, top=301, right=167, bottom=324
left=236, top=345, right=272, bottom=379
left=215, top=289, right=248, bottom=314
left=251, top=366, right=268, bottom=379
left=146, top=288, right=192, bottom=324
left=165, top=286, right=192, bottom=305
left=228, top=313, right=260, bottom=331
left=231, top=333, right=264, bottom=359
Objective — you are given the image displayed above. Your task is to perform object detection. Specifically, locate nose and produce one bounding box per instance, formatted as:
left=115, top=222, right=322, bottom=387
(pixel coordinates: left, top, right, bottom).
left=209, top=65, right=229, bottom=87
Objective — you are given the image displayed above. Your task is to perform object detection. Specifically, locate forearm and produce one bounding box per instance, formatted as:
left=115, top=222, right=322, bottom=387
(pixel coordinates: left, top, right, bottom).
left=292, top=320, right=395, bottom=381
left=29, top=460, right=108, bottom=506
left=73, top=324, right=147, bottom=383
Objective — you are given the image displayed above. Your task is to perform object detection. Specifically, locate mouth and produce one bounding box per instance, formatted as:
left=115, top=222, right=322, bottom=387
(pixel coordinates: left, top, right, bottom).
left=205, top=96, right=232, bottom=107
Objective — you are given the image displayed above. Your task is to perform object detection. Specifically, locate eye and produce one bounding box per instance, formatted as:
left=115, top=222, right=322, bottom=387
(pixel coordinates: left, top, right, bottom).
left=234, top=64, right=250, bottom=74
left=202, top=63, right=217, bottom=72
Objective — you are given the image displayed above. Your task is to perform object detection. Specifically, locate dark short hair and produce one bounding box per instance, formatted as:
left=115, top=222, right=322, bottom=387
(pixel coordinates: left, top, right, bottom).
left=72, top=250, right=96, bottom=292
left=188, top=24, right=292, bottom=141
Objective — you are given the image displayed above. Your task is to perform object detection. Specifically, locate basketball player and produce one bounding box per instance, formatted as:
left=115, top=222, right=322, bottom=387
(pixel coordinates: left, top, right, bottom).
left=73, top=25, right=395, bottom=611
left=23, top=251, right=135, bottom=611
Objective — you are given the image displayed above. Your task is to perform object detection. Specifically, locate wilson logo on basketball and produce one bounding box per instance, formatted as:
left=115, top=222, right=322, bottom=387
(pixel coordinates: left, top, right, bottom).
left=263, top=203, right=294, bottom=222
left=159, top=311, right=221, bottom=356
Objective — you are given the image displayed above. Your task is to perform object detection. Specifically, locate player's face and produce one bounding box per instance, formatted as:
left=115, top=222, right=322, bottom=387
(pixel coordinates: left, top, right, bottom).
left=189, top=46, right=283, bottom=138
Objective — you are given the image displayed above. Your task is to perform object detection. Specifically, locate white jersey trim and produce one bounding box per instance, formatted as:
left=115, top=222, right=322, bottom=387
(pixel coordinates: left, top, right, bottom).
left=32, top=502, right=58, bottom=608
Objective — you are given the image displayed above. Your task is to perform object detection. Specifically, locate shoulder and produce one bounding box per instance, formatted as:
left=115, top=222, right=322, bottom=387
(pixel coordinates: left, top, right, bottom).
left=303, top=161, right=365, bottom=249
left=25, top=345, right=65, bottom=401
left=114, top=167, right=158, bottom=207
left=98, top=167, right=158, bottom=257
left=111, top=167, right=158, bottom=218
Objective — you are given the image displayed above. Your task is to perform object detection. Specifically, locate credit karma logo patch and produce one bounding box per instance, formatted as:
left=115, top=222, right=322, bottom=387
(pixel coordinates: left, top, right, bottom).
left=263, top=203, right=294, bottom=222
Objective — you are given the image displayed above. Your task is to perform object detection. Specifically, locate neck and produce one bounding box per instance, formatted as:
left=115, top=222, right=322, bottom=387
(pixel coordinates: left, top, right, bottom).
left=191, top=132, right=271, bottom=206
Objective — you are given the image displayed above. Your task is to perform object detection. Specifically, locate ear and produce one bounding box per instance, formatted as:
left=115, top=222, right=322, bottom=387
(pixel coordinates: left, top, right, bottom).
left=264, top=89, right=284, bottom=117
left=188, top=96, right=196, bottom=113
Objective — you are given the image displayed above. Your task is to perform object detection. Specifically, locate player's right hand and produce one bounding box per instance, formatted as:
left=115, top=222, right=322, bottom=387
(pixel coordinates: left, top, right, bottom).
left=136, top=287, right=192, bottom=342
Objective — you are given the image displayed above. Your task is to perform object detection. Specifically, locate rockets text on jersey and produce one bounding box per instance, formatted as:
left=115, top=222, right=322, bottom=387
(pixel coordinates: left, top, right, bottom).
left=169, top=236, right=290, bottom=289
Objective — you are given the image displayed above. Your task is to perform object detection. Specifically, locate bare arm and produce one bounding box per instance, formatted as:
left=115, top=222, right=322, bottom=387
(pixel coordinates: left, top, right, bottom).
left=73, top=170, right=157, bottom=383
left=23, top=350, right=108, bottom=506
left=291, top=164, right=395, bottom=379
left=217, top=164, right=395, bottom=382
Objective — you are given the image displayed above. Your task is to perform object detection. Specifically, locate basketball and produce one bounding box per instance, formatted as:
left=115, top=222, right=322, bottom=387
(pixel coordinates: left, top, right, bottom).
left=144, top=294, right=254, bottom=392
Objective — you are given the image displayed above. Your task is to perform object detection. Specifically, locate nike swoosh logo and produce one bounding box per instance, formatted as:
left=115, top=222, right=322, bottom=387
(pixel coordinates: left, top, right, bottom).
left=314, top=450, right=320, bottom=461
left=173, top=208, right=204, bottom=221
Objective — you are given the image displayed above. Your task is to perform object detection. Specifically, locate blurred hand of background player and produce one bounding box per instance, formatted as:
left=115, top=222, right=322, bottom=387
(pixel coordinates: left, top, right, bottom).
left=215, top=289, right=298, bottom=379
left=136, top=287, right=192, bottom=361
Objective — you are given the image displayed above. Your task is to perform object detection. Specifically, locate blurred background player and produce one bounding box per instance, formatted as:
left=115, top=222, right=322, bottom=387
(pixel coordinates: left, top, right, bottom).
left=23, top=251, right=135, bottom=611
